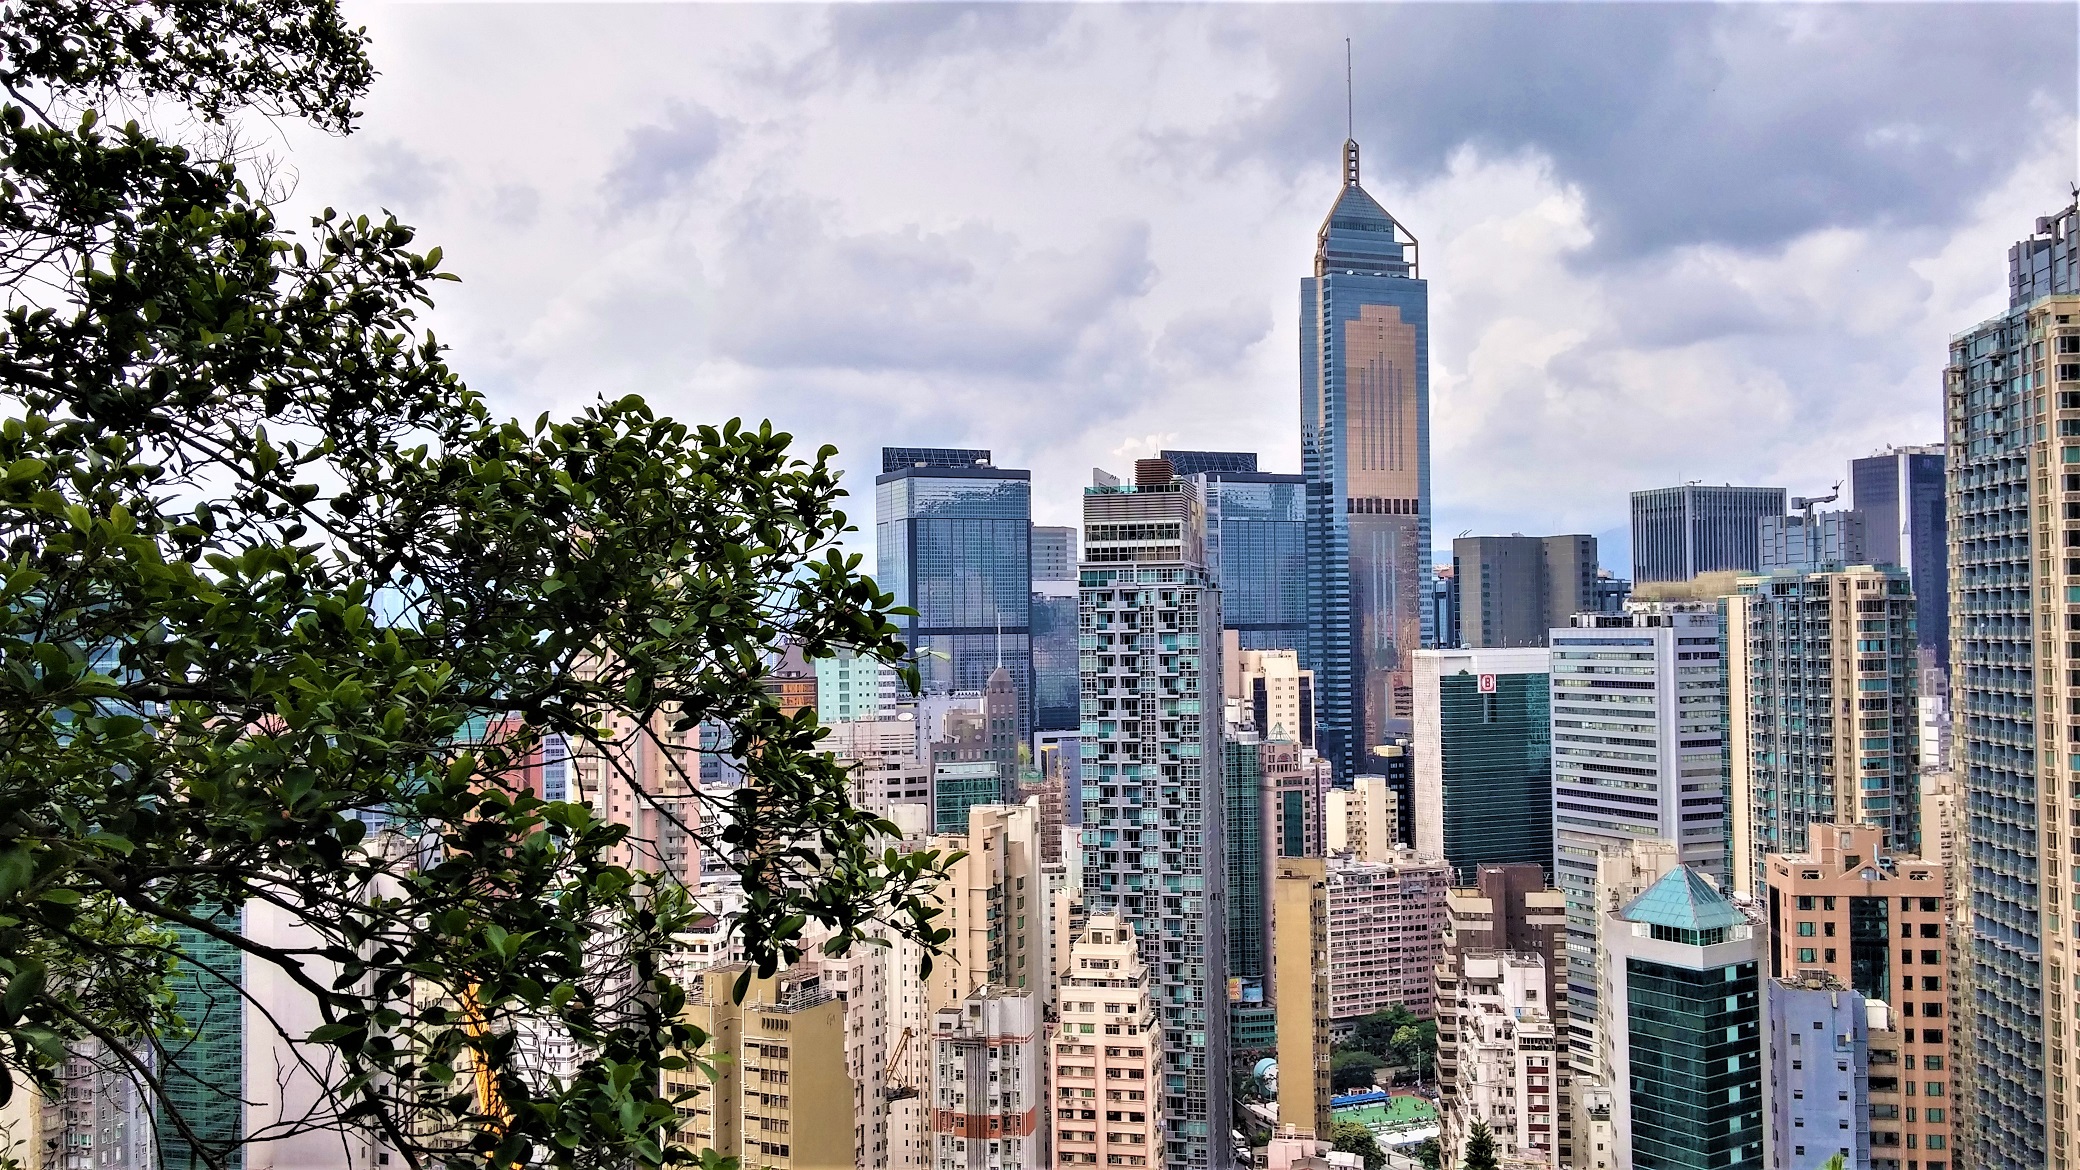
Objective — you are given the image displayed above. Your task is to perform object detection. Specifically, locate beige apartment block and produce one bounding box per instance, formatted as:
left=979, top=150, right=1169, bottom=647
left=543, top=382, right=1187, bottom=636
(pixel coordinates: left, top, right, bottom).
left=1222, top=634, right=1317, bottom=749
left=1448, top=951, right=1563, bottom=1169
left=1051, top=916, right=1162, bottom=1168
left=668, top=964, right=854, bottom=1170
left=928, top=803, right=1045, bottom=1008
left=1274, top=857, right=1332, bottom=1140
left=1325, top=774, right=1399, bottom=862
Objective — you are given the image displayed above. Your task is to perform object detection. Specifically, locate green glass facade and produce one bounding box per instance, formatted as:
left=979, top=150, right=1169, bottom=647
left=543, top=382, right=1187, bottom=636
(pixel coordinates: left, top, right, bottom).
left=1626, top=956, right=1763, bottom=1170
left=1224, top=737, right=1267, bottom=984
left=157, top=918, right=244, bottom=1170
left=934, top=761, right=1003, bottom=834
left=1437, top=671, right=1553, bottom=876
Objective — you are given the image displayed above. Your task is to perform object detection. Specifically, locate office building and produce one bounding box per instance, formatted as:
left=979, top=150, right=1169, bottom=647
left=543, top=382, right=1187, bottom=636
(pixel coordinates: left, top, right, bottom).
left=1413, top=647, right=1554, bottom=876
left=1224, top=637, right=1317, bottom=749
left=1548, top=605, right=1729, bottom=1085
left=1196, top=464, right=1309, bottom=654
left=1445, top=951, right=1563, bottom=1169
left=1224, top=729, right=1271, bottom=988
left=931, top=987, right=1043, bottom=1169
left=1324, top=774, right=1398, bottom=862
left=1032, top=525, right=1078, bottom=583
left=1271, top=739, right=1326, bottom=860
left=1078, top=461, right=1230, bottom=1170
left=1274, top=857, right=1332, bottom=1141
left=1431, top=563, right=1460, bottom=650
left=1450, top=534, right=1599, bottom=649
left=1947, top=202, right=2080, bottom=1170
left=1592, top=571, right=1632, bottom=615
left=876, top=447, right=1034, bottom=736
left=1599, top=866, right=1763, bottom=1170
left=1767, top=972, right=1870, bottom=1170
left=1053, top=915, right=1163, bottom=1169
left=669, top=964, right=853, bottom=1169
left=1725, top=564, right=1919, bottom=896
left=1373, top=737, right=1416, bottom=849
left=1437, top=863, right=1572, bottom=1166
left=1326, top=852, right=1449, bottom=1022
left=1630, top=485, right=1788, bottom=583
left=1034, top=728, right=1084, bottom=825
left=1761, top=823, right=1952, bottom=1165
left=156, top=921, right=245, bottom=1170
left=1031, top=580, right=1081, bottom=733
left=1571, top=840, right=1680, bottom=1095
left=1759, top=509, right=1869, bottom=572
left=1851, top=448, right=1949, bottom=666
left=1301, top=134, right=1431, bottom=778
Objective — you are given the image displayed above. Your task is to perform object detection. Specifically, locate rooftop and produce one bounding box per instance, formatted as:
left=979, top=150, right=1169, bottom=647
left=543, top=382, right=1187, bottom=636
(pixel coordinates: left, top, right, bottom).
left=1621, top=866, right=1748, bottom=933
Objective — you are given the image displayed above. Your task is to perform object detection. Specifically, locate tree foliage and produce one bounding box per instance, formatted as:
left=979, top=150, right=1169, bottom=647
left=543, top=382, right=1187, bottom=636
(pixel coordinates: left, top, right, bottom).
left=1330, top=1048, right=1383, bottom=1093
left=1330, top=1119, right=1384, bottom=1170
left=0, top=4, right=952, bottom=1167
left=1462, top=1120, right=1501, bottom=1170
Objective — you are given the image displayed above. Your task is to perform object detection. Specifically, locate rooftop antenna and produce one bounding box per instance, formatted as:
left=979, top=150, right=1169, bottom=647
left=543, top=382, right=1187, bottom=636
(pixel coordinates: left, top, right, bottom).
left=1345, top=39, right=1353, bottom=142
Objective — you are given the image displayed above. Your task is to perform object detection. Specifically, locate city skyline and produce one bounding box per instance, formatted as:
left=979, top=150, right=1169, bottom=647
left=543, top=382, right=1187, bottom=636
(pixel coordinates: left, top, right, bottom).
left=273, top=5, right=2072, bottom=572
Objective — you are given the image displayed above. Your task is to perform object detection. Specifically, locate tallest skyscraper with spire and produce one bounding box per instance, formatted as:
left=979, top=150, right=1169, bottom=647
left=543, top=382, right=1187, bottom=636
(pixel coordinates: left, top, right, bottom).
left=1301, top=135, right=1430, bottom=780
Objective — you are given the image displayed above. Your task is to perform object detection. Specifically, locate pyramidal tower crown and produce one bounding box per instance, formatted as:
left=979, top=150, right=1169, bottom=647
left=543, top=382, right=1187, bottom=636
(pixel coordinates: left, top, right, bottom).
left=1313, top=137, right=1419, bottom=280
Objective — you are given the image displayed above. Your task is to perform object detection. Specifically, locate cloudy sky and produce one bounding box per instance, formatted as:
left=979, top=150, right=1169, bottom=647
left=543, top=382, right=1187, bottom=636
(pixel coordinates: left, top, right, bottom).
left=283, top=2, right=2077, bottom=570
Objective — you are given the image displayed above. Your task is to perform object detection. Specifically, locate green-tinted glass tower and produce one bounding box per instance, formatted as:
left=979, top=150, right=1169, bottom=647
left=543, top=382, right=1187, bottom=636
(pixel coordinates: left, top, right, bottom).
left=157, top=917, right=244, bottom=1170
left=1414, top=647, right=1553, bottom=879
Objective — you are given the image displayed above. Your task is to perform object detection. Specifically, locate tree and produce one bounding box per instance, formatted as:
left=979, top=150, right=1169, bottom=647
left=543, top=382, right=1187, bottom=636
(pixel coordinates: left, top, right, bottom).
left=1350, top=1004, right=1417, bottom=1059
left=0, top=4, right=952, bottom=1167
left=1413, top=1136, right=1444, bottom=1170
left=1331, top=1049, right=1384, bottom=1093
left=1331, top=1119, right=1385, bottom=1170
left=1391, top=1019, right=1439, bottom=1080
left=1463, top=1120, right=1501, bottom=1170
left=1819, top=1156, right=1848, bottom=1170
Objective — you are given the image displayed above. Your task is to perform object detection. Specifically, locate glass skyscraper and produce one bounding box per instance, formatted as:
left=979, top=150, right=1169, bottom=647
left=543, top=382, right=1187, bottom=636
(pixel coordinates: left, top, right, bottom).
left=875, top=447, right=1033, bottom=737
left=1629, top=485, right=1788, bottom=584
left=1195, top=465, right=1307, bottom=654
left=1413, top=646, right=1554, bottom=879
left=1850, top=446, right=1949, bottom=670
left=1301, top=139, right=1430, bottom=779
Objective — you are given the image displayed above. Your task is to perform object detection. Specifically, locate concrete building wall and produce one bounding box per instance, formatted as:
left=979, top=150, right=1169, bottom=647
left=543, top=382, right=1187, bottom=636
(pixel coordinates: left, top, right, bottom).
left=1052, top=917, right=1162, bottom=1169
left=1325, top=853, right=1449, bottom=1022
left=1274, top=858, right=1332, bottom=1140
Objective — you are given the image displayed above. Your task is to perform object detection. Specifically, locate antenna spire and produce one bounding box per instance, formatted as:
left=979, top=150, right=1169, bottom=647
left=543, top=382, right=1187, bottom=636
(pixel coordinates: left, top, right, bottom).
left=1345, top=39, right=1353, bottom=141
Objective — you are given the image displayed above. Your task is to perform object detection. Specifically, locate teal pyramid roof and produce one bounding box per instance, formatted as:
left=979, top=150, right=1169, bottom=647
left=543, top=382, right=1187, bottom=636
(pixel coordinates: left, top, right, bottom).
left=1619, top=866, right=1746, bottom=933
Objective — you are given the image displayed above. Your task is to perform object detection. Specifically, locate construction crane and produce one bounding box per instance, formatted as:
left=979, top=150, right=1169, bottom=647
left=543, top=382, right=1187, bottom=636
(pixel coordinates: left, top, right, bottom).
left=882, top=1027, right=919, bottom=1102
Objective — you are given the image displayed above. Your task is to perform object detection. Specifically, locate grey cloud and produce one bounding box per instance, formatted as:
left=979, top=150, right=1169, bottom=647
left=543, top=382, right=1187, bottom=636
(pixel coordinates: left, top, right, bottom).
left=1197, top=5, right=2073, bottom=261
left=358, top=139, right=447, bottom=211
left=1158, top=300, right=1273, bottom=373
left=606, top=102, right=729, bottom=211
left=709, top=199, right=1155, bottom=376
left=486, top=183, right=541, bottom=228
left=820, top=5, right=1074, bottom=74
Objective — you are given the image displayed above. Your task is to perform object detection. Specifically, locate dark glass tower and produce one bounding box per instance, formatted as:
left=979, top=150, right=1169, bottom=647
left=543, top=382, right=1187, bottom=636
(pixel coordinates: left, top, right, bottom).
left=1301, top=139, right=1429, bottom=779
left=875, top=449, right=1033, bottom=737
left=1197, top=466, right=1308, bottom=654
left=1850, top=446, right=1949, bottom=669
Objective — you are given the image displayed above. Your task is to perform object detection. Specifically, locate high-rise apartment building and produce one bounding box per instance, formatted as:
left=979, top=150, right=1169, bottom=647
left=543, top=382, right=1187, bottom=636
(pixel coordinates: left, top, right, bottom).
left=1445, top=951, right=1563, bottom=1170
left=1630, top=484, right=1788, bottom=583
left=1053, top=916, right=1163, bottom=1169
left=814, top=648, right=890, bottom=724
left=1570, top=841, right=1679, bottom=1104
left=669, top=964, right=854, bottom=1170
left=1301, top=136, right=1430, bottom=777
left=931, top=987, right=1044, bottom=1169
left=929, top=803, right=1045, bottom=1006
left=1767, top=971, right=1870, bottom=1170
left=1725, top=564, right=1919, bottom=896
left=1450, top=534, right=1598, bottom=648
left=1598, top=866, right=1763, bottom=1170
left=1078, top=462, right=1230, bottom=1170
left=1414, top=647, right=1554, bottom=877
left=1947, top=201, right=2080, bottom=1170
left=1271, top=739, right=1325, bottom=861
left=877, top=447, right=1034, bottom=736
left=1437, top=863, right=1572, bottom=1166
left=826, top=712, right=930, bottom=812
left=1761, top=823, right=1953, bottom=1165
left=1273, top=857, right=1332, bottom=1141
left=1548, top=605, right=1728, bottom=1083
left=1324, top=774, right=1398, bottom=862
left=1223, top=637, right=1316, bottom=749
left=1325, top=852, right=1449, bottom=1022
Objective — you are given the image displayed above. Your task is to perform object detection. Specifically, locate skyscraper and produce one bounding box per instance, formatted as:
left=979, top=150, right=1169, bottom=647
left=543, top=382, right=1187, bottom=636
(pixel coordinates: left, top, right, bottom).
left=876, top=447, right=1034, bottom=737
left=1451, top=534, right=1599, bottom=648
left=1413, top=646, right=1554, bottom=877
left=1629, top=484, right=1788, bottom=583
left=1079, top=461, right=1230, bottom=1170
left=1032, top=527, right=1083, bottom=732
left=1548, top=604, right=1727, bottom=1083
left=1197, top=465, right=1308, bottom=655
left=1851, top=446, right=1949, bottom=670
left=1947, top=198, right=2080, bottom=1170
left=1302, top=137, right=1430, bottom=778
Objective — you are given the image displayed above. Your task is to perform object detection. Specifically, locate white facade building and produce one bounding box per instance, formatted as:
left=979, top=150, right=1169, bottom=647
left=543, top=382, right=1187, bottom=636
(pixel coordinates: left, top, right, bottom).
left=931, top=987, right=1045, bottom=1169
left=1448, top=951, right=1564, bottom=1169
